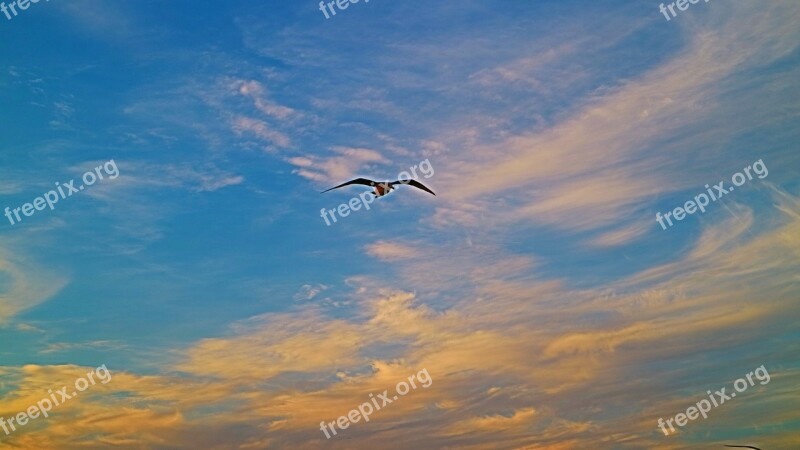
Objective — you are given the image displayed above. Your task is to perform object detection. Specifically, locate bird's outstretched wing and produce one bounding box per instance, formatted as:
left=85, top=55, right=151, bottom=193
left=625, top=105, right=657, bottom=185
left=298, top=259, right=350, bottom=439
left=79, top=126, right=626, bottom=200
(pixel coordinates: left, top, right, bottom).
left=321, top=178, right=377, bottom=193
left=392, top=179, right=436, bottom=196
left=724, top=445, right=762, bottom=450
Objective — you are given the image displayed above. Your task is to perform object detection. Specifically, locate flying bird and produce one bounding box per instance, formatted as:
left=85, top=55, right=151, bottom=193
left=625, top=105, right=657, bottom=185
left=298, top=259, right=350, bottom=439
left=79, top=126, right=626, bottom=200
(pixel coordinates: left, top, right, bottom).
left=724, top=445, right=762, bottom=450
left=321, top=177, right=436, bottom=198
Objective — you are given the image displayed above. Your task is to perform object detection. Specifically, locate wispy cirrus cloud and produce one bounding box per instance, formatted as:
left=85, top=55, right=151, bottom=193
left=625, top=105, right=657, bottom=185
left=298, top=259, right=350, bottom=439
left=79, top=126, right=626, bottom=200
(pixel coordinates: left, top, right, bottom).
left=288, top=146, right=388, bottom=183
left=427, top=1, right=799, bottom=240
left=232, top=116, right=292, bottom=150
left=234, top=79, right=297, bottom=121
left=0, top=251, right=68, bottom=324
left=365, top=241, right=420, bottom=261
left=293, top=283, right=329, bottom=302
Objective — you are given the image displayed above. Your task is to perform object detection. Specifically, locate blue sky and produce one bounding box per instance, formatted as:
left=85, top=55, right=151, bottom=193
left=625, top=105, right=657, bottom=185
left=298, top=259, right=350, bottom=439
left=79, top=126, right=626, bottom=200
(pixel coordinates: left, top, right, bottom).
left=1, top=0, right=798, bottom=448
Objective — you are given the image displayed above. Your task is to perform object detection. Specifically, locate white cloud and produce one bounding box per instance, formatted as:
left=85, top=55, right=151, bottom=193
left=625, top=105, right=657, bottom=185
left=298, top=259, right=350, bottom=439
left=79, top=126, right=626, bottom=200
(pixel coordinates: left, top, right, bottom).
left=232, top=116, right=291, bottom=149
left=293, top=284, right=329, bottom=302
left=0, top=250, right=68, bottom=324
left=234, top=79, right=296, bottom=121
left=288, top=147, right=388, bottom=183
left=365, top=241, right=420, bottom=261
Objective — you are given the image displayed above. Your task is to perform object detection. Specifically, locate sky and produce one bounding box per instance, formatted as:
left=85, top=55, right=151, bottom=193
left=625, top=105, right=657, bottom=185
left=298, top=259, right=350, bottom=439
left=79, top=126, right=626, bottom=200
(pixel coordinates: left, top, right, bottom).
left=0, top=0, right=798, bottom=448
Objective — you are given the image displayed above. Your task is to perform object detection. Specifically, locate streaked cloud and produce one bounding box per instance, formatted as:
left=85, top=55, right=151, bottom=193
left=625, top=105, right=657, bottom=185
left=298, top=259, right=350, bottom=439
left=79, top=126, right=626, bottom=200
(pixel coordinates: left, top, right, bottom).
left=0, top=251, right=67, bottom=324
left=289, top=146, right=388, bottom=183
left=365, top=241, right=420, bottom=261
left=232, top=116, right=292, bottom=150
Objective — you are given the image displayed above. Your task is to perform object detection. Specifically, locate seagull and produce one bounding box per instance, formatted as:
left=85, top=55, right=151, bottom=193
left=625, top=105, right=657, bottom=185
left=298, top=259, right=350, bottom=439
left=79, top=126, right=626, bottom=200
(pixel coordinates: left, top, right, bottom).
left=724, top=445, right=762, bottom=450
left=321, top=177, right=436, bottom=198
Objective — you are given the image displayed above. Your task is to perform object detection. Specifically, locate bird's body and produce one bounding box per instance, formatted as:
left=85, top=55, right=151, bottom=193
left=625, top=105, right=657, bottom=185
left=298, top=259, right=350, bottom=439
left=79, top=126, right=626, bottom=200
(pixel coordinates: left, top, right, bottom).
left=374, top=182, right=392, bottom=197
left=322, top=177, right=435, bottom=198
